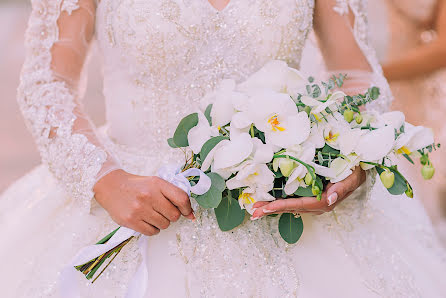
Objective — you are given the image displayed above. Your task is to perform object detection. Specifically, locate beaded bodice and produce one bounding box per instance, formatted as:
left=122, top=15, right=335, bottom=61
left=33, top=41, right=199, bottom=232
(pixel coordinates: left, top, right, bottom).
left=96, top=0, right=314, bottom=157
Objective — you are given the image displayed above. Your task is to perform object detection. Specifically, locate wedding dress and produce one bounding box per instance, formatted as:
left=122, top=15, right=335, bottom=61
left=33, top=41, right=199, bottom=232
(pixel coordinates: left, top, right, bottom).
left=1, top=0, right=445, bottom=297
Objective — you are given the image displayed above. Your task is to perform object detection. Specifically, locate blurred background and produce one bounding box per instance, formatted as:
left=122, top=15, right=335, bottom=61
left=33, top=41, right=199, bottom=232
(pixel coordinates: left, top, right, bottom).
left=1, top=0, right=445, bottom=242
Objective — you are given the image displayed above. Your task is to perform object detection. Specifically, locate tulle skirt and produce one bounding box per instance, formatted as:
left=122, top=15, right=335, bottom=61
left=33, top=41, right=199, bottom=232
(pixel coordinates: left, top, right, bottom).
left=1, top=159, right=446, bottom=297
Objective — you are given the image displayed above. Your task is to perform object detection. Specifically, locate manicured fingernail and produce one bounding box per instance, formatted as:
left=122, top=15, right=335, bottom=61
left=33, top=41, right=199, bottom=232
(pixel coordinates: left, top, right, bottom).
left=250, top=216, right=260, bottom=221
left=327, top=193, right=338, bottom=206
left=187, top=211, right=196, bottom=221
left=263, top=209, right=276, bottom=213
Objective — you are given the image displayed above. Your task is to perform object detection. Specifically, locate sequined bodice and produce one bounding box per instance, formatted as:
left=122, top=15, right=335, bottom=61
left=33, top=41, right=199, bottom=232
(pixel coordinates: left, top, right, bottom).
left=96, top=0, right=314, bottom=157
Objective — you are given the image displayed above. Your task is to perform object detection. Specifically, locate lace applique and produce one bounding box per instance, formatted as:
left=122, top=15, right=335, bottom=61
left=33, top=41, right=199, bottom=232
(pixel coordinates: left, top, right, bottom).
left=61, top=0, right=80, bottom=15
left=17, top=0, right=108, bottom=212
left=333, top=0, right=349, bottom=15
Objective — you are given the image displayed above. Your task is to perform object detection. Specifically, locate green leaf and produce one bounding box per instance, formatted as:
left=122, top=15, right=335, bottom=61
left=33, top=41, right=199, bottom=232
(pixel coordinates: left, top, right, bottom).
left=173, top=113, right=199, bottom=147
left=376, top=167, right=408, bottom=195
left=321, top=144, right=340, bottom=155
left=167, top=138, right=178, bottom=148
left=200, top=136, right=228, bottom=163
left=195, top=172, right=225, bottom=208
left=403, top=153, right=415, bottom=165
left=278, top=213, right=304, bottom=244
left=370, top=87, right=380, bottom=100
left=294, top=186, right=313, bottom=197
left=215, top=193, right=246, bottom=231
left=204, top=104, right=213, bottom=126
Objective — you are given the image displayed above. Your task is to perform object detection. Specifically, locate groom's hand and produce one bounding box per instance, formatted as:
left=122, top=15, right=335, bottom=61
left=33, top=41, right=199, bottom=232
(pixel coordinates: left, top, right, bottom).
left=251, top=166, right=366, bottom=219
left=94, top=169, right=195, bottom=236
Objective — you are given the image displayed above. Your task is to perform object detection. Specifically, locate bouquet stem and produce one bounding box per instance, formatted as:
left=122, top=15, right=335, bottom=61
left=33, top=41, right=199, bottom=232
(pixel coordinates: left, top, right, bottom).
left=75, top=227, right=133, bottom=282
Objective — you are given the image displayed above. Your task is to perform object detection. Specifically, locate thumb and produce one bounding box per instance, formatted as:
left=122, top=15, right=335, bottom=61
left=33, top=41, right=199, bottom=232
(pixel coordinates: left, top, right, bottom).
left=325, top=175, right=356, bottom=206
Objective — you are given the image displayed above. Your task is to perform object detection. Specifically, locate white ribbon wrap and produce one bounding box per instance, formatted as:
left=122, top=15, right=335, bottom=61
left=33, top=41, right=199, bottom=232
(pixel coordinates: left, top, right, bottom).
left=59, top=165, right=211, bottom=298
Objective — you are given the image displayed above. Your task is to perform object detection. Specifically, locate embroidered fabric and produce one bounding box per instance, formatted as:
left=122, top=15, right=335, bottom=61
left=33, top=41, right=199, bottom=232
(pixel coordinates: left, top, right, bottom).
left=17, top=0, right=120, bottom=212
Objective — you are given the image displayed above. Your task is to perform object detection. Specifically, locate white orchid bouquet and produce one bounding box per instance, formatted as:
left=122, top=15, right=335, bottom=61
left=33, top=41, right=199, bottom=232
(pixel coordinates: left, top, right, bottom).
left=74, top=60, right=438, bottom=282
left=167, top=60, right=438, bottom=243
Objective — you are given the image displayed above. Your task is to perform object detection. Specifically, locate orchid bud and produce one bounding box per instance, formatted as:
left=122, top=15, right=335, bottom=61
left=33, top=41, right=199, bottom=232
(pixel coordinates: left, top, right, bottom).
left=355, top=114, right=363, bottom=124
left=343, top=109, right=354, bottom=123
left=304, top=172, right=313, bottom=185
left=279, top=159, right=295, bottom=177
left=380, top=170, right=395, bottom=189
left=421, top=164, right=435, bottom=180
left=405, top=185, right=414, bottom=198
left=311, top=185, right=320, bottom=196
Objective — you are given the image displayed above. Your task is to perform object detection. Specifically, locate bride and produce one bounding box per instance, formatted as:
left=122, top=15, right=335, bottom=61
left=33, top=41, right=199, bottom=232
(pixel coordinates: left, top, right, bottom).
left=1, top=0, right=445, bottom=297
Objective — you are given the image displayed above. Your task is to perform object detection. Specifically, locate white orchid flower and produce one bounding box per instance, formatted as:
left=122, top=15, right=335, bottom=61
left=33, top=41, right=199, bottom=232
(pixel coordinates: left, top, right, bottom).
left=354, top=125, right=395, bottom=161
left=394, top=123, right=434, bottom=155
left=238, top=60, right=306, bottom=96
left=226, top=161, right=275, bottom=191
left=238, top=186, right=276, bottom=215
left=187, top=111, right=219, bottom=154
left=207, top=79, right=251, bottom=128
left=329, top=154, right=361, bottom=183
left=378, top=111, right=405, bottom=131
left=281, top=144, right=316, bottom=195
left=248, top=90, right=310, bottom=148
left=307, top=112, right=351, bottom=151
left=301, top=91, right=346, bottom=115
left=201, top=133, right=253, bottom=174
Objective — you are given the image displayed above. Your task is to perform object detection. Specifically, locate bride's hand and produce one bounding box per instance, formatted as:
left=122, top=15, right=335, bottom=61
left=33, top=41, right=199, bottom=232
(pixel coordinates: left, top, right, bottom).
left=250, top=167, right=366, bottom=219
left=94, top=169, right=194, bottom=236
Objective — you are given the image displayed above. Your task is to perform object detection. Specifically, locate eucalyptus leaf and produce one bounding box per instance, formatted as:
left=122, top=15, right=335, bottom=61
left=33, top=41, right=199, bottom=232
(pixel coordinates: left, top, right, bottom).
left=200, top=136, right=228, bottom=163
left=167, top=138, right=178, bottom=148
left=204, top=104, right=213, bottom=126
left=321, top=144, right=340, bottom=155
left=294, top=186, right=313, bottom=197
left=173, top=113, right=198, bottom=147
left=278, top=213, right=304, bottom=244
left=195, top=172, right=225, bottom=208
left=376, top=167, right=408, bottom=195
left=215, top=194, right=246, bottom=231
left=370, top=87, right=380, bottom=100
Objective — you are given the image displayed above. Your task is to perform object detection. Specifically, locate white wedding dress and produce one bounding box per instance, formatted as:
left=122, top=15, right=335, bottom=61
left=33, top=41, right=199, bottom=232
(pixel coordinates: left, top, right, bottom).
left=1, top=0, right=445, bottom=297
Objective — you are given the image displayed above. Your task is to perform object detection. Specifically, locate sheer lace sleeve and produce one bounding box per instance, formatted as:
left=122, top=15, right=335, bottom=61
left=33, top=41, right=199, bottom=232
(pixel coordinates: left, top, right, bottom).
left=314, top=0, right=393, bottom=113
left=17, top=0, right=120, bottom=211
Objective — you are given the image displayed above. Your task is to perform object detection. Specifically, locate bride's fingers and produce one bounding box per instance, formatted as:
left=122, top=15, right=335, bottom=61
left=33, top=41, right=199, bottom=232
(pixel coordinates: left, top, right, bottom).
left=153, top=197, right=182, bottom=222
left=252, top=201, right=269, bottom=209
left=158, top=178, right=193, bottom=217
left=143, top=210, right=171, bottom=230
left=134, top=220, right=160, bottom=236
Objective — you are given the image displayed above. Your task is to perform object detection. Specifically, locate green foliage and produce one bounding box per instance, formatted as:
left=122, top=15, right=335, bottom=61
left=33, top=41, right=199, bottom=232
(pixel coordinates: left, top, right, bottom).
left=204, top=104, right=213, bottom=125
left=172, top=113, right=198, bottom=147
left=200, top=136, right=228, bottom=163
left=215, top=193, right=246, bottom=231
left=195, top=173, right=226, bottom=208
left=294, top=186, right=313, bottom=197
left=167, top=138, right=178, bottom=148
left=278, top=213, right=304, bottom=244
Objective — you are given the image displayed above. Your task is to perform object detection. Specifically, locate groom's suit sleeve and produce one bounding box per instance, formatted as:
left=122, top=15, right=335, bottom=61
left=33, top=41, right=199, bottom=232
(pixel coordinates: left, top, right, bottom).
left=17, top=0, right=120, bottom=212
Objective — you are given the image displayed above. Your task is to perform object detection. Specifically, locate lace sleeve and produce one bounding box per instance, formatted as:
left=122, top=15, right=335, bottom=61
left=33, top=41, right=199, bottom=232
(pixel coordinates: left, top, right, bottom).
left=314, top=0, right=393, bottom=113
left=17, top=0, right=120, bottom=212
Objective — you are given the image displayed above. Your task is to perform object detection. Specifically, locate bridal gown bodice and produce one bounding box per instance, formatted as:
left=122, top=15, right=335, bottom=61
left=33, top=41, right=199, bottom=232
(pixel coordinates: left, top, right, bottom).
left=96, top=0, right=314, bottom=172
